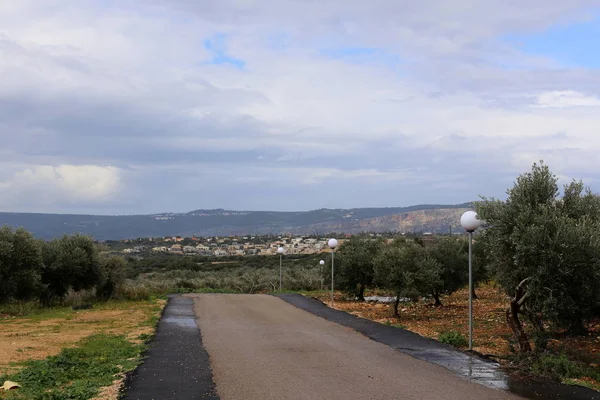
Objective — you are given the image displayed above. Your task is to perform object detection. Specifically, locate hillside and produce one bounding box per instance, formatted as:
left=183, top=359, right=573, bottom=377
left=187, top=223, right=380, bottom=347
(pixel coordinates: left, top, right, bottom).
left=0, top=203, right=473, bottom=240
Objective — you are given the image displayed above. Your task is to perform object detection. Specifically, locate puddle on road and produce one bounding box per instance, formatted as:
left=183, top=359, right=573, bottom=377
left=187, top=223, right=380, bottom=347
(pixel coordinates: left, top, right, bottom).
left=162, top=316, right=198, bottom=330
left=161, top=296, right=199, bottom=330
left=402, top=347, right=508, bottom=390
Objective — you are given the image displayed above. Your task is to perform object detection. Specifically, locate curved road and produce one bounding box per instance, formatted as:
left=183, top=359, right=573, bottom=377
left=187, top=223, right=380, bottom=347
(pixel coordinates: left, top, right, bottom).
left=192, top=294, right=520, bottom=400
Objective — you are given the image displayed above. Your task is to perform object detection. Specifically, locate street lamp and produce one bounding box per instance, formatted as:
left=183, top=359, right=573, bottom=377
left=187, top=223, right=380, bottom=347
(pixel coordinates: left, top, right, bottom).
left=319, top=260, right=325, bottom=290
left=328, top=238, right=338, bottom=306
left=460, top=210, right=481, bottom=351
left=277, top=246, right=285, bottom=292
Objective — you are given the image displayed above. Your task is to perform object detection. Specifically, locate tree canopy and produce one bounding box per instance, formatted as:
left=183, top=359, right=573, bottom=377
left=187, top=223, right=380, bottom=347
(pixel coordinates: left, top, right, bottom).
left=476, top=162, right=600, bottom=352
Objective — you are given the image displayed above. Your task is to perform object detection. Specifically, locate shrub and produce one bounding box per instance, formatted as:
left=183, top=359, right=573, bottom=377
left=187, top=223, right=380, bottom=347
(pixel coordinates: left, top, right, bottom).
left=438, top=331, right=468, bottom=348
left=530, top=353, right=585, bottom=380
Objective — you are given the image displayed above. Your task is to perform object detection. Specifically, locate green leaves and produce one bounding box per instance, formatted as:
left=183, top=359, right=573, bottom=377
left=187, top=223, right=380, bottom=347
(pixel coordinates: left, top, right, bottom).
left=40, top=235, right=103, bottom=302
left=427, top=237, right=469, bottom=298
left=476, top=161, right=600, bottom=336
left=337, top=236, right=383, bottom=299
left=0, top=228, right=128, bottom=304
left=374, top=240, right=428, bottom=300
left=0, top=226, right=43, bottom=302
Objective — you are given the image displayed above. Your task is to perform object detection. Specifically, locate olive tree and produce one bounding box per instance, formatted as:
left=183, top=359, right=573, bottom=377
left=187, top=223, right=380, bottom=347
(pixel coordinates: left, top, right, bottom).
left=96, top=255, right=127, bottom=300
left=0, top=226, right=43, bottom=301
left=374, top=239, right=440, bottom=317
left=476, top=162, right=600, bottom=353
left=337, top=236, right=384, bottom=301
left=40, top=234, right=103, bottom=304
left=426, top=237, right=468, bottom=306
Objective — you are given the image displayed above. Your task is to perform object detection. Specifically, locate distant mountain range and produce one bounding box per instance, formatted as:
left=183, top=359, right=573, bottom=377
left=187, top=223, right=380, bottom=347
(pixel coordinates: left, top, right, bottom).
left=0, top=203, right=474, bottom=240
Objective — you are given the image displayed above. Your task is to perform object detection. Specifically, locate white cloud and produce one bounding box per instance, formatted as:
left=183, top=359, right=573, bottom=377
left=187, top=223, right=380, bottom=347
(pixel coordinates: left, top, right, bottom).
left=0, top=0, right=599, bottom=213
left=0, top=165, right=122, bottom=211
left=535, top=90, right=600, bottom=108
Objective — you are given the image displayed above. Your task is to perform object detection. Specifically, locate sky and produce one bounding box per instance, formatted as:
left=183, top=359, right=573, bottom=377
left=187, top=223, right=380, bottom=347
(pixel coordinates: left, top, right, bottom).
left=1, top=0, right=600, bottom=215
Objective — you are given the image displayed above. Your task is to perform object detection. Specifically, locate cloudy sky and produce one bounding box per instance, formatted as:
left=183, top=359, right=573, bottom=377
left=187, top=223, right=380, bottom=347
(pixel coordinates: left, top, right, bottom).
left=1, top=1, right=599, bottom=214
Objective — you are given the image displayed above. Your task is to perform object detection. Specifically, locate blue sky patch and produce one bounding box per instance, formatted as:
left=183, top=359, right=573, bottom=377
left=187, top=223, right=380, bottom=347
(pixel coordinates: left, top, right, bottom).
left=504, top=16, right=600, bottom=68
left=203, top=33, right=246, bottom=69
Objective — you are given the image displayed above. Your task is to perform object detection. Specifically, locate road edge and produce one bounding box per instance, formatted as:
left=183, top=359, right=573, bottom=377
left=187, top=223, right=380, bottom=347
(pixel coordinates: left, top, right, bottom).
left=275, top=293, right=599, bottom=400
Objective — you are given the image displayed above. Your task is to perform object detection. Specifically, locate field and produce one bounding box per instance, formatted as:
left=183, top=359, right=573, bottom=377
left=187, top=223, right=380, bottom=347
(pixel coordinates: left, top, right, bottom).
left=311, top=283, right=600, bottom=390
left=0, top=298, right=165, bottom=399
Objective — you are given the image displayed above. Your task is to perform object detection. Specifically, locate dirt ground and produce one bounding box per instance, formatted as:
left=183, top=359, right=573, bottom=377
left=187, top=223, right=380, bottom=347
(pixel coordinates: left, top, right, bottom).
left=311, top=284, right=600, bottom=371
left=0, top=299, right=165, bottom=398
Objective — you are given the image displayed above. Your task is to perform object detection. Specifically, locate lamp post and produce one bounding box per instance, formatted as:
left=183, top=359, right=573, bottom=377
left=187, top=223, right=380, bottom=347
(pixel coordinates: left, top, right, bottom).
left=460, top=210, right=481, bottom=351
left=328, top=238, right=338, bottom=306
left=277, top=246, right=284, bottom=292
left=319, top=260, right=325, bottom=291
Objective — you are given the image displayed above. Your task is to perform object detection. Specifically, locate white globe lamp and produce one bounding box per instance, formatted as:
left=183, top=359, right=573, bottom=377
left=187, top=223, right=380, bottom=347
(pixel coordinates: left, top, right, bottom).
left=460, top=211, right=481, bottom=233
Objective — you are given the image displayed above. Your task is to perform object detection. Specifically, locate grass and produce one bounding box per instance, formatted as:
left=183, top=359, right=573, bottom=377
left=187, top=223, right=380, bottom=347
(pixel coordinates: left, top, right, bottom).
left=0, top=303, right=73, bottom=320
left=524, top=353, right=600, bottom=383
left=0, top=296, right=166, bottom=398
left=0, top=334, right=144, bottom=400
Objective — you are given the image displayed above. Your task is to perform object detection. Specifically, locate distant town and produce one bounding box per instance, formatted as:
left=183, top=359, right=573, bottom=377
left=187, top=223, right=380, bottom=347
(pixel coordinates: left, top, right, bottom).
left=104, top=231, right=457, bottom=257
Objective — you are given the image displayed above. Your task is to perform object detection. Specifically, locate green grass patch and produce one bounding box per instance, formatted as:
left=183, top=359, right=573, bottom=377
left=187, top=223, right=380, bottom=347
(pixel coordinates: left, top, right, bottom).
left=438, top=331, right=469, bottom=348
left=564, top=378, right=599, bottom=391
left=0, top=334, right=145, bottom=400
left=0, top=302, right=74, bottom=320
left=529, top=353, right=600, bottom=383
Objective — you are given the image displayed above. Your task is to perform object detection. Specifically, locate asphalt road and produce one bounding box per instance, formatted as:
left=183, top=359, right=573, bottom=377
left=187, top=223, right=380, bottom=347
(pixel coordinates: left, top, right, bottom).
left=121, top=296, right=219, bottom=400
left=192, top=294, right=521, bottom=400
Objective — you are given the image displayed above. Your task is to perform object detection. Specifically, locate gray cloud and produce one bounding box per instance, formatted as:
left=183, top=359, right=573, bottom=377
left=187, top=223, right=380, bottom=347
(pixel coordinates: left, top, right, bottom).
left=0, top=0, right=599, bottom=214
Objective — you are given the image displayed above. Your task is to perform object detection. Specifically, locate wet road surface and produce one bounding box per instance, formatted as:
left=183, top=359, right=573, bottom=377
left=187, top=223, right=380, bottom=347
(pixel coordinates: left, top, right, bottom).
left=121, top=296, right=219, bottom=400
left=277, top=293, right=600, bottom=400
left=192, top=294, right=519, bottom=400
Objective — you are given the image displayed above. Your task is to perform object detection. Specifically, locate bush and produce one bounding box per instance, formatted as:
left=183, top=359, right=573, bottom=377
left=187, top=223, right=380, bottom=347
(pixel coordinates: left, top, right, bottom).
left=96, top=255, right=127, bottom=300
left=0, top=226, right=44, bottom=302
left=530, top=353, right=586, bottom=381
left=438, top=331, right=468, bottom=348
left=40, top=235, right=103, bottom=304
left=175, top=279, right=198, bottom=290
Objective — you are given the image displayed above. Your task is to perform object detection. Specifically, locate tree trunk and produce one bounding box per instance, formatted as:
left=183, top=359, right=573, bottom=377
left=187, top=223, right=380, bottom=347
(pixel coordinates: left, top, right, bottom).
left=506, top=278, right=532, bottom=353
left=433, top=292, right=443, bottom=307
left=393, top=293, right=401, bottom=318
left=471, top=286, right=478, bottom=300
left=357, top=284, right=366, bottom=302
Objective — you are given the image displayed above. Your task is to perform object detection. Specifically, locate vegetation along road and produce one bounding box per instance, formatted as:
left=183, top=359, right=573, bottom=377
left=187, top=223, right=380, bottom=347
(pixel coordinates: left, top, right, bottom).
left=191, top=294, right=518, bottom=400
